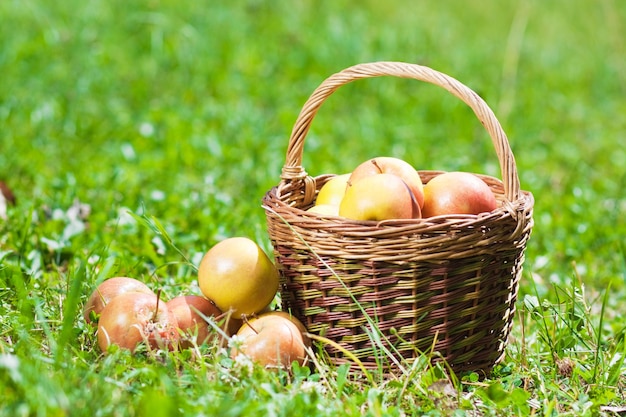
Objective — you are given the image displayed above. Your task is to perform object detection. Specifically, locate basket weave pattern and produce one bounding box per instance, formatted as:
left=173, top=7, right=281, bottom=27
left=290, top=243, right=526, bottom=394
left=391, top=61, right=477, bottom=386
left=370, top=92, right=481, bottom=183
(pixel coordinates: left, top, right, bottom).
left=263, top=62, right=534, bottom=373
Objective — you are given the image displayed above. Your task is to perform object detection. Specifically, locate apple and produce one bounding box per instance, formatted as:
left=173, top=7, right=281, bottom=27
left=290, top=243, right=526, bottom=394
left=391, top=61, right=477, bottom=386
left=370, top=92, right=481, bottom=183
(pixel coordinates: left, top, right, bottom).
left=197, top=237, right=280, bottom=318
left=268, top=311, right=309, bottom=336
left=306, top=204, right=339, bottom=216
left=338, top=173, right=420, bottom=220
left=0, top=181, right=15, bottom=220
left=231, top=311, right=310, bottom=368
left=84, top=277, right=155, bottom=324
left=97, top=291, right=179, bottom=353
left=347, top=157, right=424, bottom=209
left=224, top=316, right=244, bottom=337
left=421, top=171, right=498, bottom=217
left=315, top=173, right=350, bottom=206
left=166, top=295, right=223, bottom=348
left=0, top=181, right=15, bottom=204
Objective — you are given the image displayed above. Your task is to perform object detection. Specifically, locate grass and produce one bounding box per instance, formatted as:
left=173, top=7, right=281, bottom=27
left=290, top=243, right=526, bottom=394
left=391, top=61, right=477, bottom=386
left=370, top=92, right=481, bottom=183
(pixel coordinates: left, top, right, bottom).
left=1, top=0, right=625, bottom=415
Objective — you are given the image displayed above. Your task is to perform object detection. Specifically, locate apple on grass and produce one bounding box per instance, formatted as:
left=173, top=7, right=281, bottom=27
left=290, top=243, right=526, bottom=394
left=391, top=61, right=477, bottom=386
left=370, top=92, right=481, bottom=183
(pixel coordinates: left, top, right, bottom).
left=197, top=237, right=280, bottom=319
left=97, top=292, right=179, bottom=353
left=83, top=277, right=155, bottom=324
left=0, top=181, right=15, bottom=220
left=421, top=171, right=498, bottom=217
left=231, top=311, right=310, bottom=369
left=338, top=173, right=421, bottom=221
left=347, top=156, right=424, bottom=209
left=166, top=295, right=223, bottom=348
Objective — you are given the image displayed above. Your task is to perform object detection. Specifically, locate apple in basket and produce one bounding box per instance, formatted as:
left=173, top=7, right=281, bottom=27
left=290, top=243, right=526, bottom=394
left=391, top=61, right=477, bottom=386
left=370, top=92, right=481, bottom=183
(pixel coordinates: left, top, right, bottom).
left=421, top=171, right=498, bottom=217
left=315, top=173, right=351, bottom=207
left=231, top=311, right=310, bottom=368
left=306, top=204, right=339, bottom=216
left=347, top=156, right=425, bottom=209
left=197, top=237, right=280, bottom=319
left=339, top=173, right=421, bottom=221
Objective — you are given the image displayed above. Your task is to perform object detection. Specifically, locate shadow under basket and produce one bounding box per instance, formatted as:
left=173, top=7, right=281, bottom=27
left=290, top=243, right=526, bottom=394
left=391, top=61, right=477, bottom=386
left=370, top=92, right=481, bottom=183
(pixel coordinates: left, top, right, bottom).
left=262, top=62, right=534, bottom=375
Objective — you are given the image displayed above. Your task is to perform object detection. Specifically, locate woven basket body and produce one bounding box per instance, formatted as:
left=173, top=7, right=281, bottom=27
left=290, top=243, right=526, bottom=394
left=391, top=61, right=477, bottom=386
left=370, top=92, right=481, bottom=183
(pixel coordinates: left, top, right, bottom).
left=262, top=62, right=534, bottom=374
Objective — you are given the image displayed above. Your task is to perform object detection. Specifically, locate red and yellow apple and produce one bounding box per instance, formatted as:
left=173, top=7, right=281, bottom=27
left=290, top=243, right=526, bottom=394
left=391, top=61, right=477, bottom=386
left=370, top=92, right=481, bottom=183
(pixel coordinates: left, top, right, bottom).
left=166, top=295, right=223, bottom=348
left=338, top=173, right=420, bottom=221
left=231, top=311, right=310, bottom=368
left=347, top=157, right=424, bottom=209
left=97, top=292, right=179, bottom=353
left=84, top=277, right=155, bottom=324
left=197, top=237, right=280, bottom=318
left=421, top=171, right=498, bottom=217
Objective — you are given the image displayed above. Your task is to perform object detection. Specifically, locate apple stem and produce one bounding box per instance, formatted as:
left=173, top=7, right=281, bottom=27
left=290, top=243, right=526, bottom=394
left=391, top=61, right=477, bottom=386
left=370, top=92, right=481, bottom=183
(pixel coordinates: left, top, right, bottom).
left=154, top=288, right=162, bottom=321
left=242, top=315, right=260, bottom=335
left=371, top=159, right=383, bottom=174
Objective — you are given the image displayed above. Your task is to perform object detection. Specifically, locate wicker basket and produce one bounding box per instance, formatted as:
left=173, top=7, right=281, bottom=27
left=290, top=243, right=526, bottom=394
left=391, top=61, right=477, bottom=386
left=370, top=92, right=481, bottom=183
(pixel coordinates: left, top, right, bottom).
left=262, top=61, right=534, bottom=374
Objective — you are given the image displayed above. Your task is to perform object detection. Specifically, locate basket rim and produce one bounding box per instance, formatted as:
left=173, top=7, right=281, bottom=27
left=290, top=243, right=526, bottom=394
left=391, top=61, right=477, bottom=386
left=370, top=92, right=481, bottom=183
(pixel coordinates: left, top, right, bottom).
left=263, top=170, right=534, bottom=243
left=276, top=61, right=522, bottom=206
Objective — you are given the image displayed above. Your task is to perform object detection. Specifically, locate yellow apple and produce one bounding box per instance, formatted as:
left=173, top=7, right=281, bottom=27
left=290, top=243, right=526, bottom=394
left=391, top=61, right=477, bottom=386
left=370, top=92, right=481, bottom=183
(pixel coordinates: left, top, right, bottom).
left=306, top=204, right=339, bottom=216
left=422, top=171, right=498, bottom=217
left=231, top=311, right=310, bottom=368
left=338, top=173, right=420, bottom=220
left=315, top=173, right=350, bottom=206
left=347, top=156, right=424, bottom=209
left=197, top=237, right=280, bottom=318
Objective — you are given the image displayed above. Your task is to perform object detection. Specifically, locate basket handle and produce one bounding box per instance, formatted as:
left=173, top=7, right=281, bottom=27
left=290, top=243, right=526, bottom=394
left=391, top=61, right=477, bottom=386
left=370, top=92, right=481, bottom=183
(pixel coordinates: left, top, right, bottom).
left=280, top=61, right=521, bottom=203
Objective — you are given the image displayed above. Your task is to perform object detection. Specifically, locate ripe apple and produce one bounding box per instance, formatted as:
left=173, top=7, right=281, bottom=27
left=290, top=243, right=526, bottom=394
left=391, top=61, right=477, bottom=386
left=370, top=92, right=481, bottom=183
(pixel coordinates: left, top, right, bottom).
left=315, top=173, right=350, bottom=206
left=421, top=171, right=498, bottom=217
left=166, top=295, right=223, bottom=348
left=97, top=292, right=179, bottom=353
left=231, top=311, right=310, bottom=368
left=347, top=156, right=424, bottom=209
left=224, top=315, right=244, bottom=337
left=197, top=237, right=280, bottom=318
left=84, top=277, right=155, bottom=324
left=306, top=204, right=339, bottom=216
left=338, top=173, right=420, bottom=221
